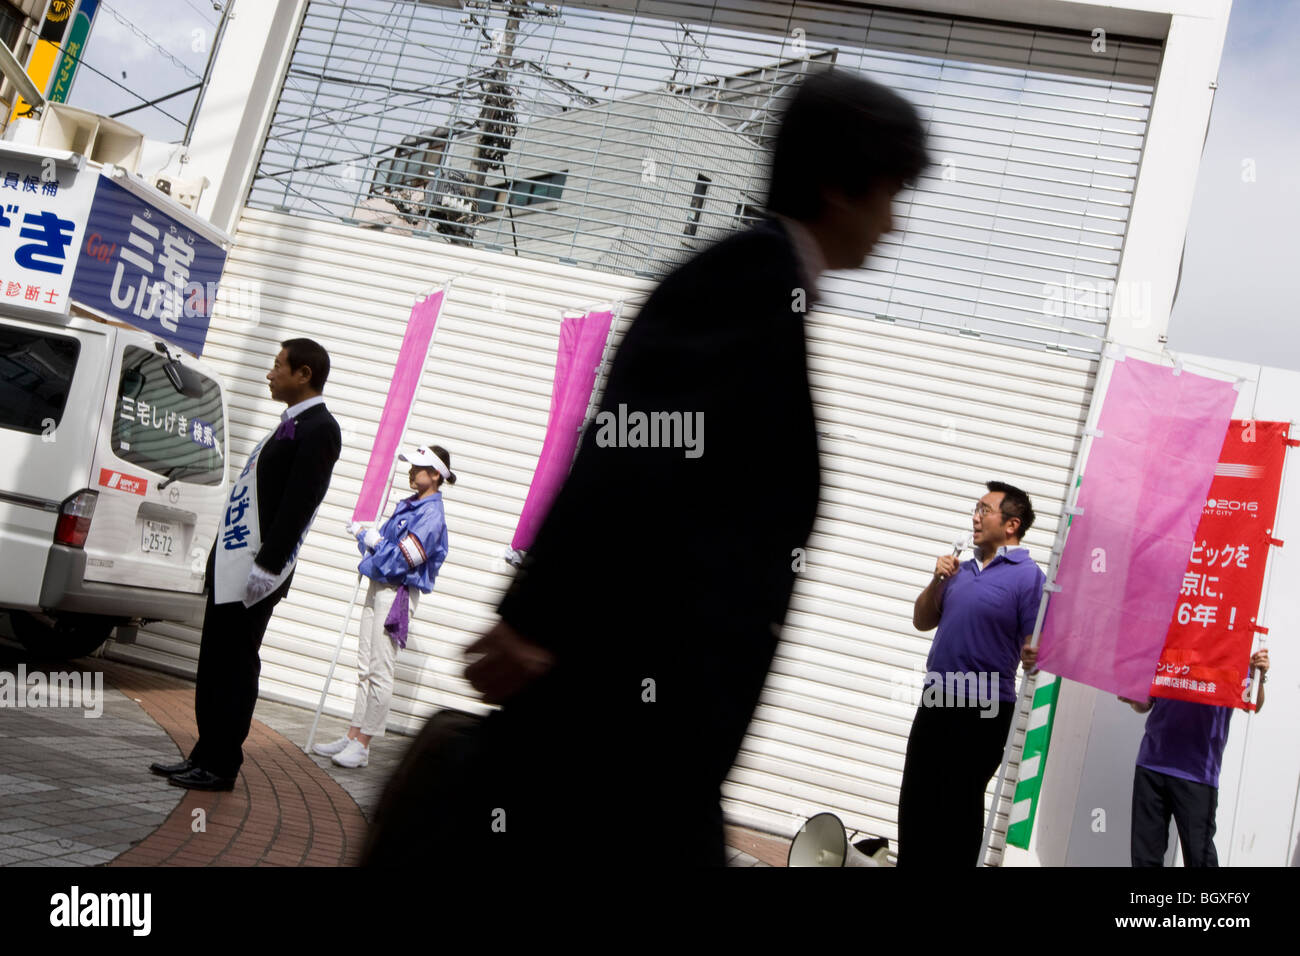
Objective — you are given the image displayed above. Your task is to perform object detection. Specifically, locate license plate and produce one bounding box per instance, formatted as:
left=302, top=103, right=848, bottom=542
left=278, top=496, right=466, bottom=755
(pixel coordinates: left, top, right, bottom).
left=141, top=520, right=176, bottom=557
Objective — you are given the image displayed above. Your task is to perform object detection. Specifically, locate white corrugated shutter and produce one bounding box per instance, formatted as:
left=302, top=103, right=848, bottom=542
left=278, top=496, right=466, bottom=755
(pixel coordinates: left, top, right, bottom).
left=109, top=209, right=650, bottom=725
left=109, top=209, right=1086, bottom=864
left=730, top=310, right=1092, bottom=858
left=110, top=0, right=1164, bottom=863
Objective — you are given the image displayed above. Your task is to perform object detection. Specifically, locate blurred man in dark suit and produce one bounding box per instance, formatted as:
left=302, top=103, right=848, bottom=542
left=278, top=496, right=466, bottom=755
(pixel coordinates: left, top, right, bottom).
left=364, top=69, right=928, bottom=864
left=151, top=338, right=342, bottom=790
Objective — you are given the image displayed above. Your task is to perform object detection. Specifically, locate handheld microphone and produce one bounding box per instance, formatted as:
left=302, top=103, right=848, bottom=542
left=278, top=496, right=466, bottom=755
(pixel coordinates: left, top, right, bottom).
left=937, top=533, right=973, bottom=581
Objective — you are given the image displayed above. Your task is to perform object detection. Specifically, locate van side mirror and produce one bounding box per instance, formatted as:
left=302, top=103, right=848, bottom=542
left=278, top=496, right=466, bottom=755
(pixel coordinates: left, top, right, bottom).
left=162, top=359, right=204, bottom=399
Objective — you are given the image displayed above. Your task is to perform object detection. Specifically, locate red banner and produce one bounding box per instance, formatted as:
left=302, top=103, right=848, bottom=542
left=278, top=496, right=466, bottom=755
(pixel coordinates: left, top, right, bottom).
left=1151, top=420, right=1291, bottom=710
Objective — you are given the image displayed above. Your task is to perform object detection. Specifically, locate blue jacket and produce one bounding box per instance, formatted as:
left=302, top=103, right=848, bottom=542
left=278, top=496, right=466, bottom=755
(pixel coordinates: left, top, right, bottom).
left=356, top=493, right=449, bottom=593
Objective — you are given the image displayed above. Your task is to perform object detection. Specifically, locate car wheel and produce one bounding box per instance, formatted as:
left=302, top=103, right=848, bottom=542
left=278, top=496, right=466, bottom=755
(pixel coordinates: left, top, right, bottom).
left=10, top=611, right=117, bottom=660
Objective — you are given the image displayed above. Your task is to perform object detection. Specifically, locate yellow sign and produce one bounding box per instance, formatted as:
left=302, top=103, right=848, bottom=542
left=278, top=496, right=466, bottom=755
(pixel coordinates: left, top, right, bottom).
left=9, top=1, right=80, bottom=120
left=9, top=42, right=58, bottom=120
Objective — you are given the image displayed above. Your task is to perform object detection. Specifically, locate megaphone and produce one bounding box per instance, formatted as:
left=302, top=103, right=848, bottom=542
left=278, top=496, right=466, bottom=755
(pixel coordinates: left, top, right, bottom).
left=787, top=812, right=897, bottom=867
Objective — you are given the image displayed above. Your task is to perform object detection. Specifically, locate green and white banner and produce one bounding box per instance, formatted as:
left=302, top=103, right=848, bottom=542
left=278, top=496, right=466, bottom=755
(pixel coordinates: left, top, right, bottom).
left=1006, top=674, right=1060, bottom=849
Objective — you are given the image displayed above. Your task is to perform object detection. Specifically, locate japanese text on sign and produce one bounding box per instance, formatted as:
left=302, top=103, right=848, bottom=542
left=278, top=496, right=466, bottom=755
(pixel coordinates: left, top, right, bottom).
left=222, top=484, right=251, bottom=551
left=110, top=211, right=196, bottom=332
left=71, top=175, right=227, bottom=356
left=1152, top=420, right=1290, bottom=710
left=0, top=157, right=94, bottom=314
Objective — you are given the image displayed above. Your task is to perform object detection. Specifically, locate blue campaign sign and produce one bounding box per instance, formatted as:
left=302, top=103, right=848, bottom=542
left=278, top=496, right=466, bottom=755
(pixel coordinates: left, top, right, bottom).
left=70, top=175, right=227, bottom=356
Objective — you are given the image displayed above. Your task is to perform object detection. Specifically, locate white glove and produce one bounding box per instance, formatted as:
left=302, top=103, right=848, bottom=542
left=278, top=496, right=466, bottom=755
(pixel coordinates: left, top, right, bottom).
left=243, top=563, right=280, bottom=607
left=361, top=528, right=382, bottom=550
left=345, top=521, right=363, bottom=538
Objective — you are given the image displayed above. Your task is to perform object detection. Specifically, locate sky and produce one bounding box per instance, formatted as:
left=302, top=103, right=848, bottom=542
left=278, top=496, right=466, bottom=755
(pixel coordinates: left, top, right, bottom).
left=69, top=0, right=216, bottom=136
left=60, top=0, right=1300, bottom=372
left=1162, top=0, right=1300, bottom=372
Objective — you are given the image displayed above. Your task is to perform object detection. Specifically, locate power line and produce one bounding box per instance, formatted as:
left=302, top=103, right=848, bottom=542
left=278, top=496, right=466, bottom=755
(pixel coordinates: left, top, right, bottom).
left=11, top=16, right=189, bottom=127
left=183, top=0, right=220, bottom=28
left=100, top=0, right=203, bottom=80
left=110, top=82, right=202, bottom=119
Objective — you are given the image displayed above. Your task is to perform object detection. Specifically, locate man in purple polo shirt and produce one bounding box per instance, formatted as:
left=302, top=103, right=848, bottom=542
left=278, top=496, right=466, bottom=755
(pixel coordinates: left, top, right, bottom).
left=898, top=480, right=1045, bottom=866
left=1122, top=647, right=1270, bottom=867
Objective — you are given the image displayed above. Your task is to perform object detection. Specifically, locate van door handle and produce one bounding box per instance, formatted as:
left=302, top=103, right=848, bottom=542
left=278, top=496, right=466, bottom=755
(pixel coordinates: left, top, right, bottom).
left=138, top=503, right=198, bottom=524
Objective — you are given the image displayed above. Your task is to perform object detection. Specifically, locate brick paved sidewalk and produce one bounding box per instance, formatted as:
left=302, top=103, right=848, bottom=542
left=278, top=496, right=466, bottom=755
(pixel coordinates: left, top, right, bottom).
left=102, top=658, right=367, bottom=866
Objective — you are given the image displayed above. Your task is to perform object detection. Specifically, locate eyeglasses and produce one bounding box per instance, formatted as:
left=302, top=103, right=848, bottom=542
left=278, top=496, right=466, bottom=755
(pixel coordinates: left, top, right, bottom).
left=973, top=504, right=1005, bottom=519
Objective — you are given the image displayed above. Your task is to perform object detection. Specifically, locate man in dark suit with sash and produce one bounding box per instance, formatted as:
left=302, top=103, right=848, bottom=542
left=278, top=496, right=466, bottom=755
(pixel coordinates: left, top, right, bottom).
left=151, top=338, right=342, bottom=790
left=364, top=69, right=929, bottom=865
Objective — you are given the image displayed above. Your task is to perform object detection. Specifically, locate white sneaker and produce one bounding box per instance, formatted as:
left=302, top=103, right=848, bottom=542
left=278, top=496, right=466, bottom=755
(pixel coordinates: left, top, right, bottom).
left=332, top=738, right=369, bottom=768
left=313, top=735, right=353, bottom=757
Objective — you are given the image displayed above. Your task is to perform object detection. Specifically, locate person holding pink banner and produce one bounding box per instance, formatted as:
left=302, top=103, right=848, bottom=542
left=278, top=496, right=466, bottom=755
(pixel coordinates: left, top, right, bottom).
left=314, top=445, right=454, bottom=769
left=1122, top=648, right=1270, bottom=867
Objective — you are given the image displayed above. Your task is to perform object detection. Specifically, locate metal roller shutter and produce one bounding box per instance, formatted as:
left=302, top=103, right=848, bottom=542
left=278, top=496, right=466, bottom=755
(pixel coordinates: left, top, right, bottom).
left=109, top=206, right=1085, bottom=863
left=110, top=209, right=650, bottom=727
left=111, top=0, right=1161, bottom=862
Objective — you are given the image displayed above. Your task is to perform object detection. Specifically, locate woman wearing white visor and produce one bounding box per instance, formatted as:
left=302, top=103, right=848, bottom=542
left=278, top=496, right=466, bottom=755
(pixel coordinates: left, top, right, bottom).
left=315, top=444, right=455, bottom=768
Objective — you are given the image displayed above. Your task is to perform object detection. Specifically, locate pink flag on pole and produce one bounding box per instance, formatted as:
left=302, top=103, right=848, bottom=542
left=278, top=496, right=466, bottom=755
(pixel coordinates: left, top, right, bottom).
left=1038, top=358, right=1237, bottom=700
left=351, top=290, right=444, bottom=524
left=511, top=310, right=614, bottom=551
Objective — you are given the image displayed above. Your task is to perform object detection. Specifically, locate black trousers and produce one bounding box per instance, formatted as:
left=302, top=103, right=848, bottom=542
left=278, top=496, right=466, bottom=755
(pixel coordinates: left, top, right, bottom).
left=897, top=697, right=1014, bottom=867
left=188, top=553, right=287, bottom=779
left=1131, top=766, right=1219, bottom=867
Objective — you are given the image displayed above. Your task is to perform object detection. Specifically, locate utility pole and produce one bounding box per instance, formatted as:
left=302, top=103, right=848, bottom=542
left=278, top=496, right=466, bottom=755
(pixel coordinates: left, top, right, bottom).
left=183, top=0, right=235, bottom=149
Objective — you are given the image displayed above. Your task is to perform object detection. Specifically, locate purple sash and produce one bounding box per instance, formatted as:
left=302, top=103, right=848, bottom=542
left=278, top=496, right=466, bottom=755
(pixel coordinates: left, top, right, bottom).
left=383, top=584, right=410, bottom=648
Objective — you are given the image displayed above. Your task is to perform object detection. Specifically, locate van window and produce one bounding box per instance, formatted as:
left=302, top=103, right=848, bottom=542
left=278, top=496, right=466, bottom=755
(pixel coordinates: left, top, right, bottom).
left=112, top=346, right=225, bottom=486
left=0, top=324, right=80, bottom=435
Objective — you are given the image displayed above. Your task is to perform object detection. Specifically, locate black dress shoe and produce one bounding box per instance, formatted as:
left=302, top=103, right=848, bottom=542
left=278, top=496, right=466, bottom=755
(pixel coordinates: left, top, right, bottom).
left=168, top=767, right=236, bottom=791
left=149, top=758, right=194, bottom=777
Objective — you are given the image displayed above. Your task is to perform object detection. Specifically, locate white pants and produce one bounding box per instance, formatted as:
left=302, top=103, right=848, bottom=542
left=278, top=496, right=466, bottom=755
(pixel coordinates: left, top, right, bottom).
left=350, top=580, right=418, bottom=738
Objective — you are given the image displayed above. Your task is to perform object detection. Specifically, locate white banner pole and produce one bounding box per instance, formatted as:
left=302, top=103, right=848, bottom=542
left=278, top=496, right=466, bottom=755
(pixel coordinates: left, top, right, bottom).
left=304, top=574, right=364, bottom=754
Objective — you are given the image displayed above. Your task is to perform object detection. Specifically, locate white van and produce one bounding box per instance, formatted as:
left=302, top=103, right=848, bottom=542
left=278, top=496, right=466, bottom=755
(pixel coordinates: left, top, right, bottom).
left=0, top=310, right=228, bottom=658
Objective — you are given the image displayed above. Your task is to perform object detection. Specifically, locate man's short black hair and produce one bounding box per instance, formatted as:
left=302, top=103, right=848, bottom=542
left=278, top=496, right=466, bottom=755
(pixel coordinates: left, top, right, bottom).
left=766, top=68, right=930, bottom=222
left=988, top=480, right=1035, bottom=540
left=281, top=337, right=330, bottom=392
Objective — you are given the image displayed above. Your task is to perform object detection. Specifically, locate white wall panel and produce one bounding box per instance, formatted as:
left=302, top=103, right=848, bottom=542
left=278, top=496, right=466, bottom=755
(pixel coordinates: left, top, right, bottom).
left=105, top=207, right=1091, bottom=865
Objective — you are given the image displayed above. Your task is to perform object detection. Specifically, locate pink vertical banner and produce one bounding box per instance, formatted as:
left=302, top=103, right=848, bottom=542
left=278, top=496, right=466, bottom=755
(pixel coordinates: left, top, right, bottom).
left=1038, top=358, right=1237, bottom=700
left=351, top=290, right=445, bottom=524
left=511, top=309, right=614, bottom=551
